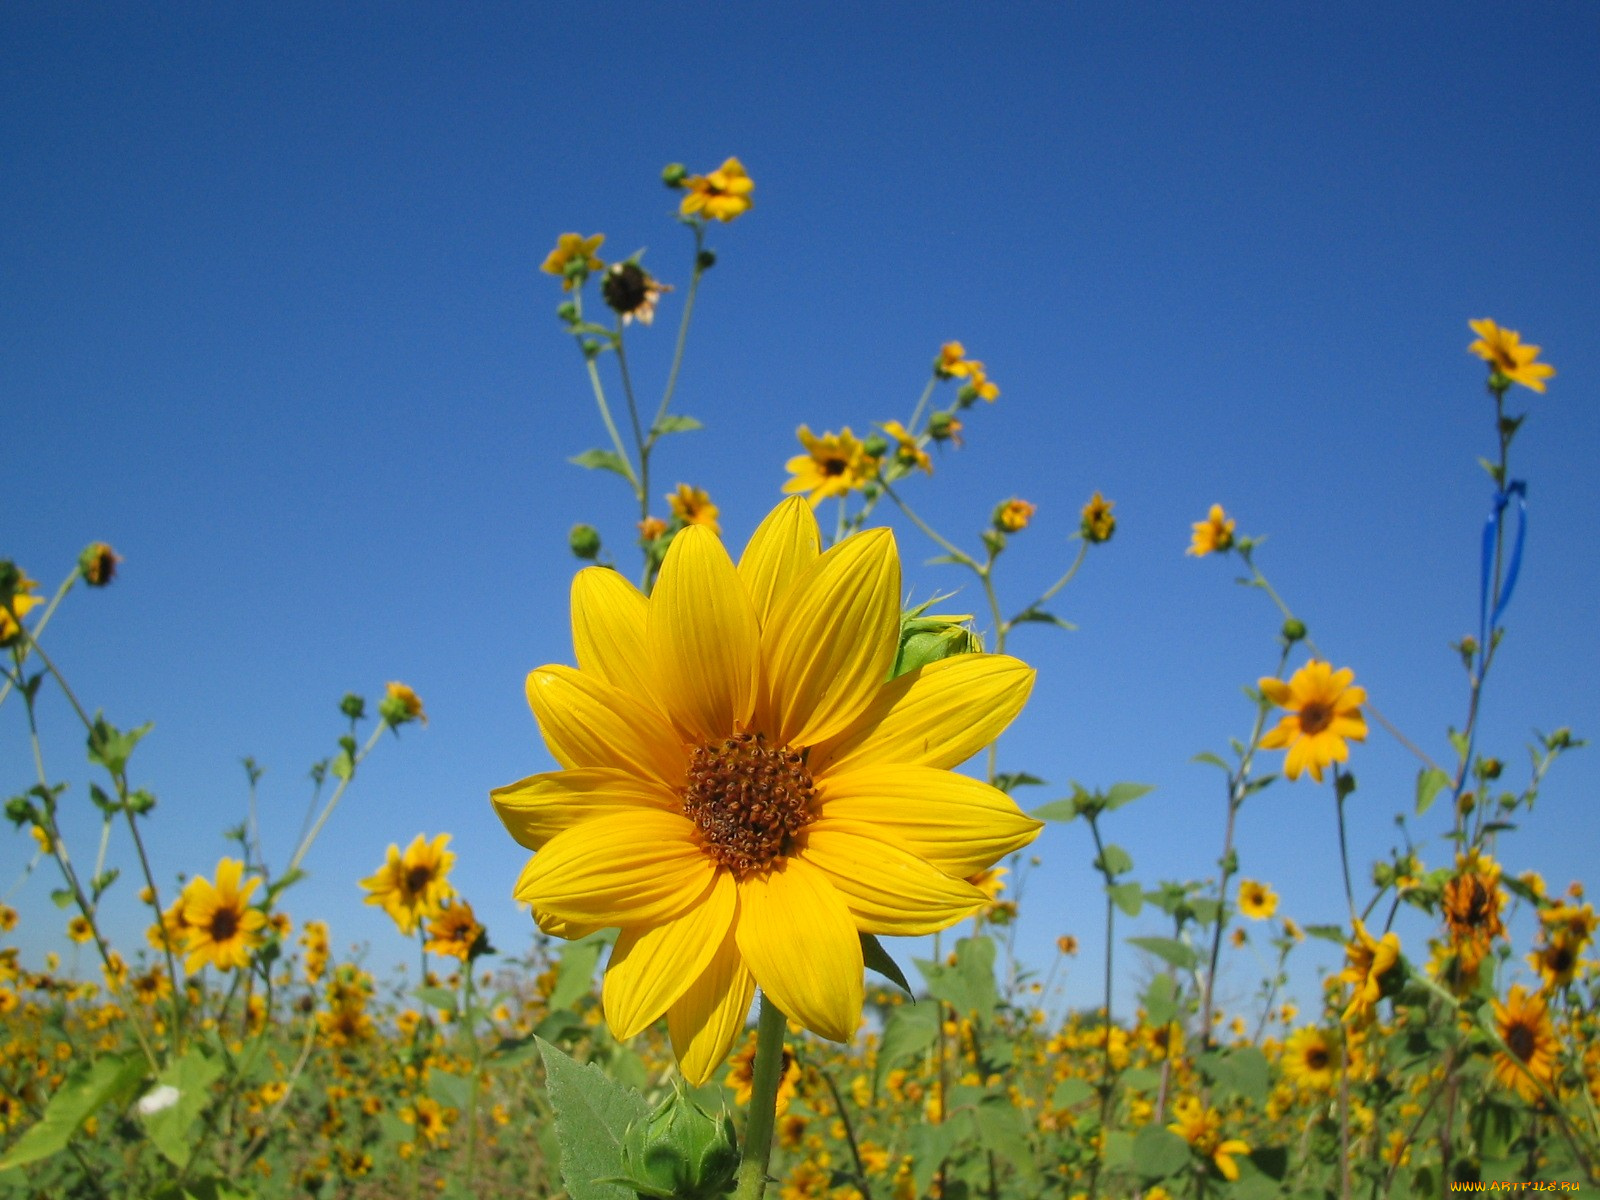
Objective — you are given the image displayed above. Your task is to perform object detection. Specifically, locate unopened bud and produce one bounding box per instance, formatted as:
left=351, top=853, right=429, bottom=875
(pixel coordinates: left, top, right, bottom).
left=661, top=163, right=687, bottom=188
left=1281, top=618, right=1306, bottom=643
left=862, top=434, right=889, bottom=459
left=617, top=1086, right=738, bottom=1200
left=569, top=524, right=602, bottom=561
left=695, top=249, right=717, bottom=271
left=78, top=543, right=122, bottom=587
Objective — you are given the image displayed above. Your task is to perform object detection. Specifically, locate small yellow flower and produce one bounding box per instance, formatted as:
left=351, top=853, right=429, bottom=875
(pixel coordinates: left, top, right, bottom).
left=879, top=420, right=932, bottom=475
left=383, top=681, right=427, bottom=727
left=1056, top=935, right=1079, bottom=956
left=680, top=157, right=754, bottom=223
left=424, top=901, right=485, bottom=962
left=667, top=484, right=721, bottom=535
left=1168, top=1096, right=1250, bottom=1181
left=1281, top=1026, right=1338, bottom=1092
left=1338, top=918, right=1399, bottom=1024
left=1080, top=493, right=1116, bottom=544
left=181, top=858, right=268, bottom=973
left=963, top=363, right=1000, bottom=403
left=638, top=515, right=669, bottom=543
left=359, top=834, right=456, bottom=936
left=994, top=499, right=1036, bottom=533
left=0, top=905, right=15, bottom=932
left=1258, top=660, right=1367, bottom=783
left=67, top=915, right=94, bottom=944
left=541, top=233, right=605, bottom=290
left=783, top=427, right=878, bottom=506
left=78, top=543, right=122, bottom=587
left=1490, top=985, right=1559, bottom=1103
left=1186, top=505, right=1235, bottom=557
left=1468, top=319, right=1555, bottom=393
left=936, top=341, right=974, bottom=379
left=728, top=1038, right=801, bottom=1114
left=0, top=572, right=43, bottom=647
left=1237, top=879, right=1278, bottom=920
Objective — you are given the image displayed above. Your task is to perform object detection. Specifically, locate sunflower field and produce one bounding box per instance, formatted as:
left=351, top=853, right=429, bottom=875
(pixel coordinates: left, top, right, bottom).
left=1, top=159, right=1595, bottom=1200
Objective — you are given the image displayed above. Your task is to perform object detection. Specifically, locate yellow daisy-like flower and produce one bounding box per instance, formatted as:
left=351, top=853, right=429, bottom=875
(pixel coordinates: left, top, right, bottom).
left=424, top=901, right=485, bottom=962
left=963, top=363, right=1000, bottom=403
left=1441, top=849, right=1506, bottom=979
left=668, top=484, right=721, bottom=535
left=540, top=233, right=605, bottom=290
left=491, top=497, right=1040, bottom=1082
left=1468, top=319, right=1555, bottom=394
left=680, top=157, right=754, bottom=223
left=359, top=834, right=456, bottom=936
left=1080, top=492, right=1116, bottom=544
left=1168, top=1096, right=1251, bottom=1181
left=1337, top=918, right=1399, bottom=1024
left=1490, top=985, right=1559, bottom=1103
left=1237, top=879, right=1278, bottom=920
left=879, top=420, right=932, bottom=475
left=1281, top=1026, right=1338, bottom=1092
left=181, top=858, right=268, bottom=973
left=383, top=681, right=428, bottom=727
left=1258, top=660, right=1368, bottom=783
left=1186, top=504, right=1235, bottom=557
left=935, top=341, right=974, bottom=379
left=993, top=499, right=1036, bottom=534
left=729, top=1036, right=802, bottom=1113
left=783, top=426, right=878, bottom=507
left=0, top=572, right=43, bottom=647
left=66, top=915, right=94, bottom=945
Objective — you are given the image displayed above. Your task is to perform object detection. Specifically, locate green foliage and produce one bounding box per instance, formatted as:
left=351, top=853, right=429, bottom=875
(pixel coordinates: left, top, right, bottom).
left=535, top=1037, right=648, bottom=1200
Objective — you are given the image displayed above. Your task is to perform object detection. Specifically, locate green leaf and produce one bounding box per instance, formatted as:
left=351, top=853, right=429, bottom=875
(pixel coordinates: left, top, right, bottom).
left=874, top=1003, right=940, bottom=1094
left=49, top=889, right=73, bottom=910
left=1095, top=844, right=1133, bottom=877
left=915, top=936, right=998, bottom=1018
left=1192, top=751, right=1231, bottom=772
left=651, top=414, right=703, bottom=436
left=992, top=772, right=1045, bottom=794
left=1102, top=782, right=1155, bottom=810
left=569, top=449, right=636, bottom=481
left=1029, top=798, right=1078, bottom=823
left=548, top=934, right=608, bottom=1012
left=414, top=986, right=458, bottom=1014
left=141, top=1046, right=225, bottom=1168
left=1141, top=974, right=1180, bottom=1027
left=149, top=1179, right=254, bottom=1200
left=909, top=1120, right=965, bottom=1196
left=535, top=1037, right=648, bottom=1200
left=1126, top=936, right=1197, bottom=970
left=1197, top=1046, right=1269, bottom=1103
left=1415, top=766, right=1450, bottom=816
left=0, top=1052, right=145, bottom=1170
left=975, top=1096, right=1039, bottom=1185
left=1130, top=1125, right=1191, bottom=1181
left=1304, top=923, right=1348, bottom=946
left=1052, top=1077, right=1095, bottom=1108
left=1009, top=607, right=1077, bottom=631
left=1108, top=881, right=1144, bottom=917
left=861, top=933, right=913, bottom=998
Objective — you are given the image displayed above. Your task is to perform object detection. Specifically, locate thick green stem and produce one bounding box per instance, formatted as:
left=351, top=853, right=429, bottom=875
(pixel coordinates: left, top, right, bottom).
left=734, top=995, right=788, bottom=1200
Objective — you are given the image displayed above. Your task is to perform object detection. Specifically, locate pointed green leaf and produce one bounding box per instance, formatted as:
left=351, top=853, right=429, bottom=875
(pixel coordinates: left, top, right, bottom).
left=535, top=1037, right=648, bottom=1200
left=861, top=933, right=913, bottom=998
left=0, top=1052, right=145, bottom=1170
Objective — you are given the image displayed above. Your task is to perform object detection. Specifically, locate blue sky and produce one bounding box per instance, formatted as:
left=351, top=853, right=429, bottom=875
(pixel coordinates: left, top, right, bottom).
left=3, top=3, right=1597, bottom=1019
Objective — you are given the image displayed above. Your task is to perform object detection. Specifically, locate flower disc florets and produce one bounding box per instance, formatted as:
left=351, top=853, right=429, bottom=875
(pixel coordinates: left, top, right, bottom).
left=681, top=733, right=816, bottom=877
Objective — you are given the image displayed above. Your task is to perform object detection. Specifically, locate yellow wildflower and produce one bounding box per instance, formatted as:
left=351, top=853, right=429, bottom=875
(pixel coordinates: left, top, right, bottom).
left=1237, top=879, right=1278, bottom=920
left=667, top=484, right=721, bottom=535
left=359, top=834, right=456, bottom=936
left=1338, top=918, right=1399, bottom=1024
left=1080, top=492, right=1116, bottom=544
left=181, top=858, right=267, bottom=973
left=1186, top=505, right=1235, bottom=557
left=994, top=499, right=1036, bottom=533
left=1258, top=660, right=1367, bottom=783
left=783, top=426, right=877, bottom=506
left=1468, top=318, right=1555, bottom=393
left=0, top=573, right=42, bottom=647
left=879, top=420, right=932, bottom=475
left=1168, top=1095, right=1251, bottom=1181
left=424, top=901, right=485, bottom=962
left=540, top=233, right=605, bottom=290
left=680, top=157, right=754, bottom=223
left=1490, top=985, right=1559, bottom=1103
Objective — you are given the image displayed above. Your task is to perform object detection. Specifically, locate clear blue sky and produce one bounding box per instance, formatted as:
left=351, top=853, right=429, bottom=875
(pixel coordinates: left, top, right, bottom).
left=4, top=4, right=1597, bottom=1018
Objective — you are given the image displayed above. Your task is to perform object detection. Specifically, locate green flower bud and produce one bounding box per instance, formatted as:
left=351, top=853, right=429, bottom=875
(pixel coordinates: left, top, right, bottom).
left=569, top=524, right=602, bottom=561
left=928, top=411, right=955, bottom=440
left=1281, top=618, right=1307, bottom=643
left=894, top=612, right=981, bottom=678
left=617, top=1086, right=738, bottom=1200
left=695, top=249, right=717, bottom=272
left=861, top=434, right=889, bottom=459
left=556, top=301, right=578, bottom=324
left=981, top=529, right=1007, bottom=557
left=661, top=163, right=688, bottom=188
left=78, top=542, right=122, bottom=587
left=339, top=693, right=367, bottom=721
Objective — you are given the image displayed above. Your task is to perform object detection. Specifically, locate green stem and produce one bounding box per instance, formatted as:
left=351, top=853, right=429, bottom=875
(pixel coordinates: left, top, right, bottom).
left=0, top=569, right=76, bottom=710
left=654, top=225, right=705, bottom=433
left=734, top=994, right=788, bottom=1200
left=881, top=483, right=977, bottom=568
left=584, top=355, right=640, bottom=497
left=906, top=375, right=938, bottom=435
left=285, top=720, right=389, bottom=877
left=1333, top=768, right=1357, bottom=920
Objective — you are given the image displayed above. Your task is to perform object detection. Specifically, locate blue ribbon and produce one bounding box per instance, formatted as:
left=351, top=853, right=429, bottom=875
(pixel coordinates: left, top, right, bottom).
left=1478, top=480, right=1528, bottom=666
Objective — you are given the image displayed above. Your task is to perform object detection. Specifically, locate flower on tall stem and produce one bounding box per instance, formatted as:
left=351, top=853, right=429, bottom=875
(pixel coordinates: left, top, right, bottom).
left=1490, top=985, right=1559, bottom=1103
left=1186, top=504, right=1235, bottom=557
left=679, top=158, right=754, bottom=223
left=1469, top=319, right=1555, bottom=394
left=1168, top=1096, right=1251, bottom=1181
left=491, top=498, right=1039, bottom=1082
left=181, top=858, right=267, bottom=973
left=879, top=420, right=932, bottom=475
left=1337, top=918, right=1399, bottom=1024
left=783, top=427, right=877, bottom=506
left=360, top=834, right=456, bottom=936
left=1080, top=492, right=1116, bottom=544
left=1258, top=660, right=1367, bottom=783
left=602, top=261, right=672, bottom=326
left=541, top=233, right=606, bottom=290
left=1237, top=879, right=1278, bottom=920
left=0, top=571, right=42, bottom=647
left=667, top=484, right=721, bottom=535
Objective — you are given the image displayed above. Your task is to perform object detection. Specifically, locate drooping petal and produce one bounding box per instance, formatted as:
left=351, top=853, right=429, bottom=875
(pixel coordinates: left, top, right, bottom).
left=514, top=810, right=712, bottom=927
left=490, top=767, right=679, bottom=851
left=735, top=857, right=862, bottom=1043
left=572, top=567, right=652, bottom=699
left=533, top=909, right=606, bottom=941
left=800, top=824, right=988, bottom=934
left=814, top=764, right=1044, bottom=878
left=737, top=496, right=821, bottom=628
left=667, top=927, right=756, bottom=1086
left=647, top=526, right=760, bottom=745
left=762, top=528, right=900, bottom=747
left=603, top=872, right=736, bottom=1040
left=813, top=653, right=1035, bottom=775
left=526, top=666, right=687, bottom=789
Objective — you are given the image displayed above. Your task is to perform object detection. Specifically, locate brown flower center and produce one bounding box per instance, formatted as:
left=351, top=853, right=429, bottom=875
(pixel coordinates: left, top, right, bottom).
left=209, top=908, right=239, bottom=943
left=1298, top=700, right=1333, bottom=735
left=405, top=865, right=435, bottom=896
left=681, top=732, right=816, bottom=877
left=1505, top=1021, right=1536, bottom=1062
left=821, top=455, right=848, bottom=477
left=1305, top=1046, right=1329, bottom=1071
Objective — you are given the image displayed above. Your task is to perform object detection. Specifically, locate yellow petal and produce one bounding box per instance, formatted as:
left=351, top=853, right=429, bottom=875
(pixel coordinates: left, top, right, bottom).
left=514, top=810, right=712, bottom=926
left=490, top=767, right=679, bottom=851
left=533, top=908, right=606, bottom=940
left=647, top=525, right=759, bottom=745
left=735, top=857, right=861, bottom=1042
left=604, top=872, right=736, bottom=1040
left=526, top=665, right=687, bottom=789
left=667, top=926, right=755, bottom=1086
left=813, top=654, right=1034, bottom=775
left=815, top=764, right=1043, bottom=878
left=800, top=824, right=987, bottom=934
left=763, top=528, right=900, bottom=746
left=737, top=497, right=821, bottom=628
left=572, top=568, right=652, bottom=698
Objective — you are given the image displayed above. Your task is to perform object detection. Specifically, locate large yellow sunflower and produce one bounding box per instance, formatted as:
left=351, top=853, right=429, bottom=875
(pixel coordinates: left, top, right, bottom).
left=1490, top=985, right=1559, bottom=1104
left=1258, top=660, right=1367, bottom=782
left=181, top=858, right=267, bottom=973
left=492, top=498, right=1040, bottom=1082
